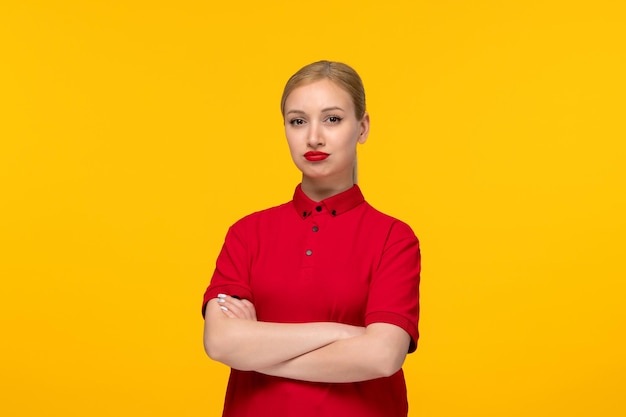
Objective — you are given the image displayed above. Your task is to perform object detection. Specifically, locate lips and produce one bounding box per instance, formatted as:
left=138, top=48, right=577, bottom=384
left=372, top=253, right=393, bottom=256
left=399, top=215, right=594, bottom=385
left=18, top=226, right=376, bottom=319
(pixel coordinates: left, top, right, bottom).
left=304, top=151, right=330, bottom=161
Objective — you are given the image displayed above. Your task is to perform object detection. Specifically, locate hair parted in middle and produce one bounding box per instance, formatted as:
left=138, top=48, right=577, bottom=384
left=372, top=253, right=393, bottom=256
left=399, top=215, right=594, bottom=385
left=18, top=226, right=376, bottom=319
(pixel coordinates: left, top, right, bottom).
left=280, top=60, right=367, bottom=120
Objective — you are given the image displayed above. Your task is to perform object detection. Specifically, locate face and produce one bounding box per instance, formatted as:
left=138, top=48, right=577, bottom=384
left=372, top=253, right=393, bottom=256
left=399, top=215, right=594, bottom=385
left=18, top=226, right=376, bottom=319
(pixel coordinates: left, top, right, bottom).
left=283, top=78, right=369, bottom=188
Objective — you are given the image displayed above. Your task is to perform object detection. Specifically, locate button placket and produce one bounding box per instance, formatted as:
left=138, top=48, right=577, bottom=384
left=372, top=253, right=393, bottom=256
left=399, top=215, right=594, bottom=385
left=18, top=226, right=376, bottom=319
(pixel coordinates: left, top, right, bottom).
left=302, top=206, right=327, bottom=268
left=302, top=210, right=316, bottom=269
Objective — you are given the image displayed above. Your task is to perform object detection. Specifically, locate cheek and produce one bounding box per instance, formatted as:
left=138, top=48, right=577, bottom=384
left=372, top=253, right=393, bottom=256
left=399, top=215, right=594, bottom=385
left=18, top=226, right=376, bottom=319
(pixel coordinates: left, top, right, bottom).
left=285, top=134, right=303, bottom=163
left=340, top=129, right=361, bottom=151
left=285, top=135, right=298, bottom=154
left=284, top=129, right=295, bottom=146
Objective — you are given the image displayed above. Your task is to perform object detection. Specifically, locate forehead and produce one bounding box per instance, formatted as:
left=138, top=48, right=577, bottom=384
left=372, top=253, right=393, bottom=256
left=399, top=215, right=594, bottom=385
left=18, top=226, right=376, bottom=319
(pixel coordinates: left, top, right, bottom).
left=284, top=78, right=354, bottom=111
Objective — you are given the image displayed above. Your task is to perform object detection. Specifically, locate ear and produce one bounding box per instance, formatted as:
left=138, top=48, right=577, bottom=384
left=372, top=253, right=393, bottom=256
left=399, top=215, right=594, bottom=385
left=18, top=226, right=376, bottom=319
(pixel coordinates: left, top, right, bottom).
left=357, top=112, right=370, bottom=144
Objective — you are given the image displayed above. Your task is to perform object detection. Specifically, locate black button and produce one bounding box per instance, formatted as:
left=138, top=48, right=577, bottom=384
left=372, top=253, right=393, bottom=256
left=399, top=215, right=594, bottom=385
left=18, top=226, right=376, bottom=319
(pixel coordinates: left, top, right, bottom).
left=331, top=210, right=337, bottom=216
left=305, top=249, right=313, bottom=256
left=312, top=226, right=319, bottom=232
left=315, top=206, right=322, bottom=212
left=303, top=211, right=307, bottom=217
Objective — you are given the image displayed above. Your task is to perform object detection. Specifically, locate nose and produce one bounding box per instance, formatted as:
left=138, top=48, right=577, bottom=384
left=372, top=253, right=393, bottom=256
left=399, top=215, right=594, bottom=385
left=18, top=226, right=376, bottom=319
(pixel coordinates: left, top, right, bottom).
left=307, top=122, right=324, bottom=148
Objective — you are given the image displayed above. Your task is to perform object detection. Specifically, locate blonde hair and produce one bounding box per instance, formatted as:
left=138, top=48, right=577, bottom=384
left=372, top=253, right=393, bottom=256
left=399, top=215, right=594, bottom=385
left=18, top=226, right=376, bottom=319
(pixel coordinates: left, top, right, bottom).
left=280, top=60, right=366, bottom=120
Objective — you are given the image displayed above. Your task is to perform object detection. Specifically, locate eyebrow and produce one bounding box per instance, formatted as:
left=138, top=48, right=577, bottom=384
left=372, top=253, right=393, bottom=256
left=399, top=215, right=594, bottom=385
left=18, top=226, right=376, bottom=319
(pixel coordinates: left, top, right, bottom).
left=322, top=106, right=345, bottom=113
left=285, top=106, right=345, bottom=116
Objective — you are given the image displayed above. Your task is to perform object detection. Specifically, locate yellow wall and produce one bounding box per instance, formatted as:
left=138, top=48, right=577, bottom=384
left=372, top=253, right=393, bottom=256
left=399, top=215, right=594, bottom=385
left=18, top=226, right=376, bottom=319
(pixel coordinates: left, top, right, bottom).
left=1, top=1, right=624, bottom=416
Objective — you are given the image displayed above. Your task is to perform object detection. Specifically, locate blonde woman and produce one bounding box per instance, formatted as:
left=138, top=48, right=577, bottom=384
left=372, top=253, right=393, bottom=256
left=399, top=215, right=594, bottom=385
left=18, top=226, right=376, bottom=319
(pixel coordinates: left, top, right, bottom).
left=203, top=60, right=421, bottom=417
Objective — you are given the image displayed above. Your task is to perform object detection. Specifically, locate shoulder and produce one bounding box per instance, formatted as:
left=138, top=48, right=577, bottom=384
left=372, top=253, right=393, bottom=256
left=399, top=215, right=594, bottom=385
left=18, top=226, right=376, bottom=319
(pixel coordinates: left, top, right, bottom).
left=228, top=201, right=293, bottom=232
left=361, top=202, right=419, bottom=243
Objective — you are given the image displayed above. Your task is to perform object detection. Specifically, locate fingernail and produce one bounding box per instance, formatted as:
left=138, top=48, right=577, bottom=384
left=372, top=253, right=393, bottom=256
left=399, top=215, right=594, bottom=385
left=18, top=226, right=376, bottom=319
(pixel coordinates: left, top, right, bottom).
left=217, top=294, right=227, bottom=298
left=217, top=298, right=226, bottom=303
left=220, top=306, right=228, bottom=311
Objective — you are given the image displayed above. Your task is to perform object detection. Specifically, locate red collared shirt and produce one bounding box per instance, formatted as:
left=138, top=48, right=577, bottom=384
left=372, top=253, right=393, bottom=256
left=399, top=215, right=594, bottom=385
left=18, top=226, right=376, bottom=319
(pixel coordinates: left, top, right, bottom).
left=203, top=184, right=420, bottom=417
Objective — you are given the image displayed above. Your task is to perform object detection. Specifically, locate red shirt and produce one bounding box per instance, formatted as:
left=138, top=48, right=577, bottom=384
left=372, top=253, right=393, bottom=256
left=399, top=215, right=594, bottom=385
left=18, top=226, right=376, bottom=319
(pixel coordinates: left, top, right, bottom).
left=203, top=184, right=420, bottom=417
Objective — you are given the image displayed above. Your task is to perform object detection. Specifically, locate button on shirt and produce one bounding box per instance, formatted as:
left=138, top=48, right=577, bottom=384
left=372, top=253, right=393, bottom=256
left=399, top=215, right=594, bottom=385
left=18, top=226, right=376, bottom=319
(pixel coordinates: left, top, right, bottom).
left=203, top=184, right=421, bottom=417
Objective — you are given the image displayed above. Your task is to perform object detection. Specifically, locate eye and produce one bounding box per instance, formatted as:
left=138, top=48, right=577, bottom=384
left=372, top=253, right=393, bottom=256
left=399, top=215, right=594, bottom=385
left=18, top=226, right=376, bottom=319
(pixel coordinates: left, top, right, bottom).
left=289, top=118, right=305, bottom=126
left=326, top=115, right=343, bottom=124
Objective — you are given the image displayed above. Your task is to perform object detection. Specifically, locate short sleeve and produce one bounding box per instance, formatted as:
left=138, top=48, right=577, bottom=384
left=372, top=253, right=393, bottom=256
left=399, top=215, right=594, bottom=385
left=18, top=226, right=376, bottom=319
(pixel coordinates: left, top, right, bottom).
left=202, top=222, right=254, bottom=317
left=365, top=221, right=421, bottom=352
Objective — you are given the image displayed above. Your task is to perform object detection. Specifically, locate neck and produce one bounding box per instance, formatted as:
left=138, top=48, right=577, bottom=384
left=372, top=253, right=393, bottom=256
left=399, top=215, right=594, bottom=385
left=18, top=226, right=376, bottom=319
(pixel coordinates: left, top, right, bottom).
left=301, top=176, right=355, bottom=201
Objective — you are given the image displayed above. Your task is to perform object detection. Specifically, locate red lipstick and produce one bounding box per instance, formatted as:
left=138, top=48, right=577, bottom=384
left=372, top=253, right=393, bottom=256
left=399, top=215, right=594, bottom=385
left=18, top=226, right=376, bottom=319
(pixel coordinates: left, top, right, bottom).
left=304, top=151, right=329, bottom=161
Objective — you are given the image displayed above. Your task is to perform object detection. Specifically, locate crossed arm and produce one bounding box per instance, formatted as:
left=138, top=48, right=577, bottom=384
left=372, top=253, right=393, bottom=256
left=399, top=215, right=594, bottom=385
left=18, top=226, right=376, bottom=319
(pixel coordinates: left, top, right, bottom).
left=203, top=295, right=411, bottom=383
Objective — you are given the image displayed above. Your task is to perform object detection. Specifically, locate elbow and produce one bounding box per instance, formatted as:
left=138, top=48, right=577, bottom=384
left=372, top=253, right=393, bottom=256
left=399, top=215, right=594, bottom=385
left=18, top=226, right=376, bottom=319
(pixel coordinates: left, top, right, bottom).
left=372, top=348, right=406, bottom=378
left=204, top=336, right=239, bottom=368
left=203, top=320, right=232, bottom=364
left=363, top=324, right=411, bottom=378
left=203, top=333, right=225, bottom=362
left=203, top=300, right=233, bottom=363
left=376, top=358, right=404, bottom=378
left=204, top=329, right=254, bottom=371
left=204, top=343, right=255, bottom=371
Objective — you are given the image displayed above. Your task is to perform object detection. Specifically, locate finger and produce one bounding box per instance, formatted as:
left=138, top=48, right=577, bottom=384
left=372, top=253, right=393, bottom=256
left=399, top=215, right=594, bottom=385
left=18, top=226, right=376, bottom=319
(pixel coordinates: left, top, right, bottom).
left=227, top=296, right=256, bottom=320
left=227, top=297, right=252, bottom=320
left=216, top=294, right=239, bottom=318
left=214, top=298, right=236, bottom=318
left=240, top=299, right=257, bottom=321
left=216, top=295, right=248, bottom=319
left=219, top=304, right=236, bottom=318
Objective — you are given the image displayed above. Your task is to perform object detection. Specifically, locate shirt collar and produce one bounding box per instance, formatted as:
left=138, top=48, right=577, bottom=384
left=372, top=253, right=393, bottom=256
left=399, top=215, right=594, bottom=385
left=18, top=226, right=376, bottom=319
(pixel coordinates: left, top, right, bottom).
left=292, top=184, right=365, bottom=219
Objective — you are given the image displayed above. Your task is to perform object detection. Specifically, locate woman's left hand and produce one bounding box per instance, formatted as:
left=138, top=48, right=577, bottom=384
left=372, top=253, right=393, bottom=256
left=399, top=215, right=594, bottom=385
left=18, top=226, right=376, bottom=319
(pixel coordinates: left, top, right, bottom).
left=216, top=294, right=257, bottom=321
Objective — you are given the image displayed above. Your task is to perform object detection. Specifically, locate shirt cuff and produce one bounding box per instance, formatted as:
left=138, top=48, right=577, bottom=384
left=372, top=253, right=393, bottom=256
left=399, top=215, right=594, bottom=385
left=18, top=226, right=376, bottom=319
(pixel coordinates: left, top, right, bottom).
left=365, top=311, right=419, bottom=353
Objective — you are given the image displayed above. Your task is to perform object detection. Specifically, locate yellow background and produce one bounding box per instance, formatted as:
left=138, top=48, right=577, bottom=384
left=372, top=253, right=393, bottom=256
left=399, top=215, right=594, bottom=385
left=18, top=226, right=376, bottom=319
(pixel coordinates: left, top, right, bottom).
left=1, top=1, right=624, bottom=416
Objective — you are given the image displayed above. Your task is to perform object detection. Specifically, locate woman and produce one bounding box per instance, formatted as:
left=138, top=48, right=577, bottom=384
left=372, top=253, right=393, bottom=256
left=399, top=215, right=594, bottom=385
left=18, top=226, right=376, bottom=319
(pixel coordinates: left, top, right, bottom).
left=202, top=60, right=420, bottom=417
